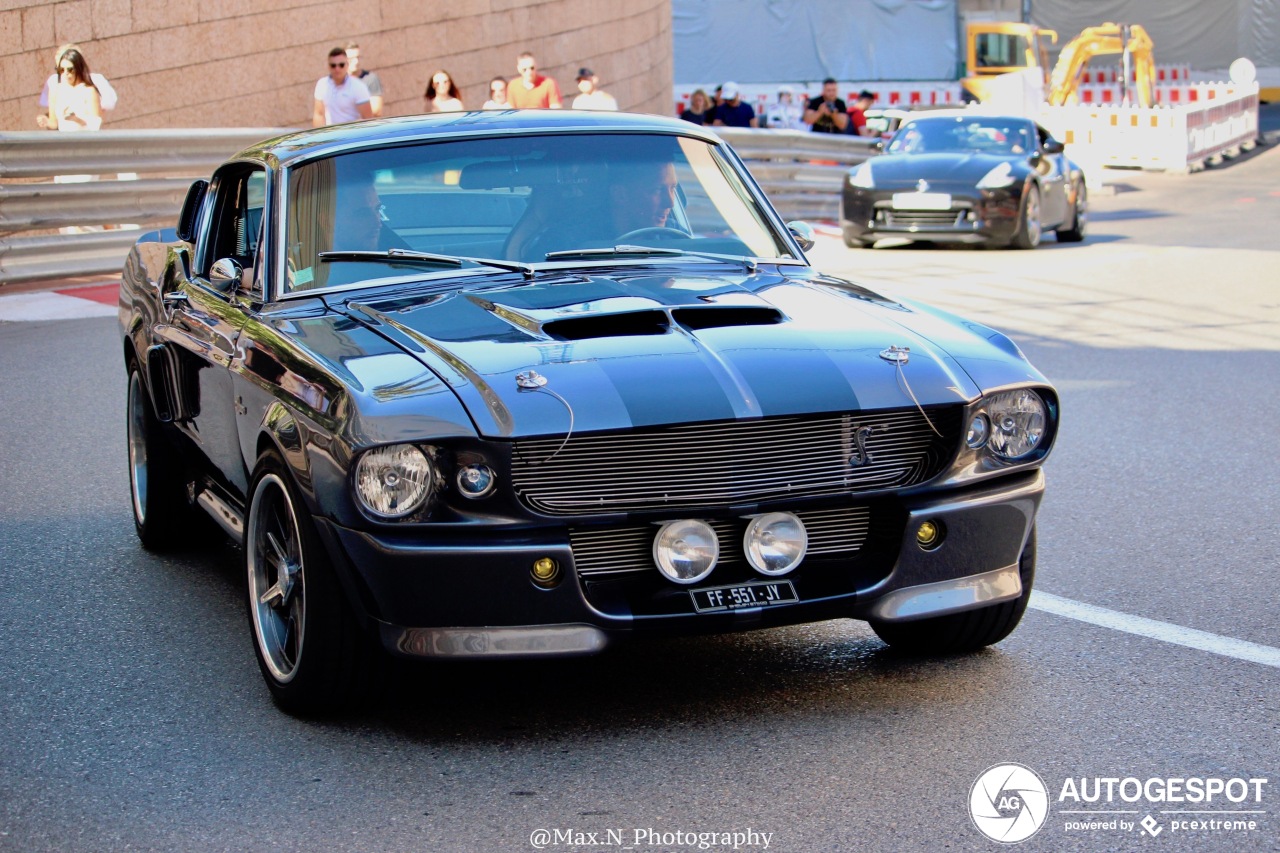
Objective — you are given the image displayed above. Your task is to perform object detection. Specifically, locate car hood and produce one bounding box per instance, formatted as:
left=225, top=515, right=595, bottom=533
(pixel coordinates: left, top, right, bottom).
left=865, top=153, right=1019, bottom=190
left=327, top=266, right=1029, bottom=439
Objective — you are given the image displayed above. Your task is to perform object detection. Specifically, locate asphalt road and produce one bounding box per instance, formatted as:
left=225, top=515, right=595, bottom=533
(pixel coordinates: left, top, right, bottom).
left=2, top=137, right=1279, bottom=853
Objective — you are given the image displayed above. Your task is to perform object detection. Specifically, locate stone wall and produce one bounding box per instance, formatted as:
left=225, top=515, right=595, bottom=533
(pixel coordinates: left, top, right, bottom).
left=1, top=0, right=673, bottom=130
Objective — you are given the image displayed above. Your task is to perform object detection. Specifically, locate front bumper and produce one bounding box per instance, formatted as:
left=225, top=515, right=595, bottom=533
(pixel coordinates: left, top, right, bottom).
left=841, top=188, right=1022, bottom=245
left=316, top=470, right=1044, bottom=658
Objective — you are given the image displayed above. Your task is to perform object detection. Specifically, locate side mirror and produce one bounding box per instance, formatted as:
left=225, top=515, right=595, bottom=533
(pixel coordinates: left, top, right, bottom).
left=209, top=258, right=244, bottom=293
left=786, top=220, right=815, bottom=252
left=1042, top=139, right=1065, bottom=154
left=176, top=180, right=208, bottom=243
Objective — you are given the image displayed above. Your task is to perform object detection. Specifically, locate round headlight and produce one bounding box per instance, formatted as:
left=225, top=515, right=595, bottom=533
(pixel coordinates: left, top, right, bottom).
left=354, top=444, right=434, bottom=518
left=456, top=464, right=496, bottom=499
left=743, top=512, right=808, bottom=576
left=652, top=520, right=719, bottom=585
left=985, top=389, right=1047, bottom=460
left=966, top=413, right=990, bottom=449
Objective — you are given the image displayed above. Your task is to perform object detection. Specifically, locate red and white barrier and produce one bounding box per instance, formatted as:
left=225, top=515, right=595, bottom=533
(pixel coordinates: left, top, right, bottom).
left=1037, top=81, right=1260, bottom=173
left=673, top=81, right=963, bottom=118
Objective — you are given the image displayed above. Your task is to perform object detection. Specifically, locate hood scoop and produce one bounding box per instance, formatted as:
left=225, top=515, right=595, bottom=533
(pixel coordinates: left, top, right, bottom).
left=541, top=305, right=785, bottom=341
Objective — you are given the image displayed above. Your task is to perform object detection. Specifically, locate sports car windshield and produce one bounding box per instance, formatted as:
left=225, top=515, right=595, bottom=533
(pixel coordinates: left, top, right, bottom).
left=283, top=132, right=792, bottom=293
left=886, top=117, right=1037, bottom=156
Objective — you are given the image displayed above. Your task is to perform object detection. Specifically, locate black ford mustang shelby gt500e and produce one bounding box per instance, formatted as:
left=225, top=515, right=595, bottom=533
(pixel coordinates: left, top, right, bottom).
left=841, top=112, right=1087, bottom=249
left=120, top=111, right=1058, bottom=713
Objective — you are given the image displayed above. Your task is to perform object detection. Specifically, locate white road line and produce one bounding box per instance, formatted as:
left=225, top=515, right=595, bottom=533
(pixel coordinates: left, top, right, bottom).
left=0, top=291, right=116, bottom=322
left=1030, top=591, right=1280, bottom=669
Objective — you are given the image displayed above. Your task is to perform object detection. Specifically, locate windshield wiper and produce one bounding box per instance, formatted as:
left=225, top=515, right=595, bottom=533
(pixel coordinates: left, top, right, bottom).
left=544, top=245, right=756, bottom=270
left=318, top=248, right=534, bottom=278
left=319, top=249, right=463, bottom=267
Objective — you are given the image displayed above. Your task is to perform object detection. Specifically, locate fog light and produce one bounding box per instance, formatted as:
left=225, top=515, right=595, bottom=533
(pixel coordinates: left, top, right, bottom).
left=653, top=520, right=718, bottom=585
left=966, top=413, right=990, bottom=449
left=531, top=557, right=559, bottom=585
left=743, top=512, right=807, bottom=576
left=916, top=520, right=943, bottom=550
left=456, top=464, right=496, bottom=498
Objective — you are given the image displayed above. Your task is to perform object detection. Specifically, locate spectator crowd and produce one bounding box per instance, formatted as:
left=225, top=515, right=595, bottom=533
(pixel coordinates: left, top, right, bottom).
left=31, top=41, right=875, bottom=138
left=679, top=78, right=878, bottom=135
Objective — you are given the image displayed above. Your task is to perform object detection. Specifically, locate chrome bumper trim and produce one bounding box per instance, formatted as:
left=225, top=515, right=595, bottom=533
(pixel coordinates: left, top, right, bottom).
left=866, top=564, right=1022, bottom=623
left=395, top=623, right=609, bottom=658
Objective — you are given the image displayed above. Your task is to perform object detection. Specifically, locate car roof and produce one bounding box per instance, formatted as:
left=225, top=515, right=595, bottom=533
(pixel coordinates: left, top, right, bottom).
left=235, top=110, right=723, bottom=169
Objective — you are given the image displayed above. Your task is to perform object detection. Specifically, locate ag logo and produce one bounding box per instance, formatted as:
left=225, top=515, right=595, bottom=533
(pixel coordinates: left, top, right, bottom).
left=969, top=763, right=1049, bottom=844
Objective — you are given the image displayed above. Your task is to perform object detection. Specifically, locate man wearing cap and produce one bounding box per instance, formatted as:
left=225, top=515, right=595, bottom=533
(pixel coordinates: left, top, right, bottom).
left=572, top=68, right=618, bottom=110
left=762, top=85, right=804, bottom=130
left=711, top=82, right=757, bottom=128
left=803, top=78, right=849, bottom=133
left=847, top=90, right=877, bottom=137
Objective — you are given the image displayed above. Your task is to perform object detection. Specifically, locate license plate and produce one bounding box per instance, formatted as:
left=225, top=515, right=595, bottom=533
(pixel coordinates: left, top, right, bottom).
left=892, top=192, right=952, bottom=210
left=690, top=580, right=798, bottom=613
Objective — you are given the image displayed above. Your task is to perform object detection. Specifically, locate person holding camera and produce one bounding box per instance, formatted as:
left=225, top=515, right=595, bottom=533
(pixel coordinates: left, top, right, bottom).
left=803, top=78, right=849, bottom=134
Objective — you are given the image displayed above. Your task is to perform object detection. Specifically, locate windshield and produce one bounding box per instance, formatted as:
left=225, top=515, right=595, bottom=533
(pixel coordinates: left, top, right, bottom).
left=886, top=117, right=1037, bottom=156
left=283, top=132, right=791, bottom=293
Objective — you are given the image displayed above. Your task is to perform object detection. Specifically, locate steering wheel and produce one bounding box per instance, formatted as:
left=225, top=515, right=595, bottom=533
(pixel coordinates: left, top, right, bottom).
left=614, top=226, right=688, bottom=244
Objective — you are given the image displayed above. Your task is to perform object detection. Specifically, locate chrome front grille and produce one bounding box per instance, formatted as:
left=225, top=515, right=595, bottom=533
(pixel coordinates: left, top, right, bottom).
left=512, top=407, right=959, bottom=516
left=570, top=506, right=872, bottom=578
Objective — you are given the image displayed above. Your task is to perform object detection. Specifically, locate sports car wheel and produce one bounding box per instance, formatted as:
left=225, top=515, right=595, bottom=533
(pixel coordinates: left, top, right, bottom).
left=869, top=527, right=1037, bottom=654
left=1056, top=180, right=1087, bottom=242
left=1012, top=185, right=1042, bottom=249
left=246, top=452, right=377, bottom=715
left=126, top=364, right=192, bottom=549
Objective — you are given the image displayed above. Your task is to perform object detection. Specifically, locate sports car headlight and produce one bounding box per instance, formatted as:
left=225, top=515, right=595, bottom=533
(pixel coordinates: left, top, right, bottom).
left=354, top=444, right=435, bottom=518
left=848, top=162, right=875, bottom=189
left=976, top=161, right=1016, bottom=189
left=984, top=389, right=1047, bottom=460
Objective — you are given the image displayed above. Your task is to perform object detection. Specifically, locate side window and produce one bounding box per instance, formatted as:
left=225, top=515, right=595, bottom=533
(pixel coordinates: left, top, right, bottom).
left=203, top=165, right=267, bottom=284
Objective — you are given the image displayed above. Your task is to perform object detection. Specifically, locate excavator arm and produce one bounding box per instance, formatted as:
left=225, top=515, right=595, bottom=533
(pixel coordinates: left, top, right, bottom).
left=1048, top=23, right=1156, bottom=107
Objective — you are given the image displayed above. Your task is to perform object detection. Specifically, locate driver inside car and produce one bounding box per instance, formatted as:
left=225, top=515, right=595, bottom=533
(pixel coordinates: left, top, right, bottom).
left=609, top=159, right=681, bottom=238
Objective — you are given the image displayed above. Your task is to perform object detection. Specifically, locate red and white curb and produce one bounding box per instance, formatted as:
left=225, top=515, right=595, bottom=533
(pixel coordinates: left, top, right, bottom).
left=0, top=284, right=119, bottom=322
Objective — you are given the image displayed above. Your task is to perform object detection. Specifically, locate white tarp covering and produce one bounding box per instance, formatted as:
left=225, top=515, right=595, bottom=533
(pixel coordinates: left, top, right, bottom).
left=673, top=0, right=958, bottom=83
left=1029, top=0, right=1280, bottom=70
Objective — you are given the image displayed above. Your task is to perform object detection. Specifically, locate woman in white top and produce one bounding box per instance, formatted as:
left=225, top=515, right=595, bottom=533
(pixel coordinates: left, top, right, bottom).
left=48, top=48, right=102, bottom=132
left=423, top=70, right=465, bottom=112
left=482, top=76, right=509, bottom=109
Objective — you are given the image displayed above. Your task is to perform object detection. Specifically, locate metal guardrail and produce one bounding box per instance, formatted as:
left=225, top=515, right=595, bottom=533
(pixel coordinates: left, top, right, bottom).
left=0, top=126, right=876, bottom=287
left=0, top=129, right=287, bottom=286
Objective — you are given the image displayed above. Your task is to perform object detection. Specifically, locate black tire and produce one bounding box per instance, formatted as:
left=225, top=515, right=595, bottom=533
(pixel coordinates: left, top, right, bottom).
left=870, top=527, right=1037, bottom=654
left=1011, top=185, right=1042, bottom=250
left=1055, top=180, right=1087, bottom=242
left=245, top=451, right=379, bottom=715
left=126, top=362, right=194, bottom=550
left=843, top=235, right=871, bottom=249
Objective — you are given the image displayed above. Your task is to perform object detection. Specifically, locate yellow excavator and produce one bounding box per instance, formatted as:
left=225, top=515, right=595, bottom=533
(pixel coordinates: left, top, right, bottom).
left=963, top=21, right=1156, bottom=107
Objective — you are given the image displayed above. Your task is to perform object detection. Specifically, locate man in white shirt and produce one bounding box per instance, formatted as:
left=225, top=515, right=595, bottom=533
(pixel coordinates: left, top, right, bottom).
left=571, top=68, right=618, bottom=111
left=313, top=47, right=373, bottom=127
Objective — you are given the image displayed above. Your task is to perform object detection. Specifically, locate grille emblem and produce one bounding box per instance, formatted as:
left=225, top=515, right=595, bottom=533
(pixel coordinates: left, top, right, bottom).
left=849, top=425, right=877, bottom=467
left=917, top=179, right=930, bottom=192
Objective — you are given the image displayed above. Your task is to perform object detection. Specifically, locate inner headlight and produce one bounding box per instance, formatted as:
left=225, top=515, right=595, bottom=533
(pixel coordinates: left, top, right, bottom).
left=743, top=512, right=807, bottom=576
left=985, top=389, right=1047, bottom=460
left=976, top=161, right=1016, bottom=189
left=354, top=444, right=435, bottom=518
left=848, top=162, right=875, bottom=189
left=653, top=520, right=719, bottom=585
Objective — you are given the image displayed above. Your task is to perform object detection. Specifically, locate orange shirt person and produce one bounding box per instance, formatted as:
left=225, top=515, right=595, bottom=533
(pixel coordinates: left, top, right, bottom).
left=507, top=52, right=562, bottom=109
